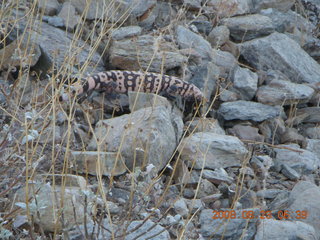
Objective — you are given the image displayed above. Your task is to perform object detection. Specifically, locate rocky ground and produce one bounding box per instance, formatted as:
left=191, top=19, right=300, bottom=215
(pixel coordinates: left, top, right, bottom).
left=1, top=0, right=320, bottom=239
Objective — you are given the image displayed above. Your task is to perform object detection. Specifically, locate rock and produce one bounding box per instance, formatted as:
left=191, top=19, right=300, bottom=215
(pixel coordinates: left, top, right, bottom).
left=30, top=21, right=105, bottom=73
left=176, top=25, right=213, bottom=61
left=70, top=151, right=127, bottom=176
left=0, top=31, right=41, bottom=69
left=185, top=118, right=225, bottom=135
left=252, top=0, right=296, bottom=12
left=174, top=199, right=189, bottom=218
left=125, top=219, right=170, bottom=240
left=305, top=127, right=320, bottom=139
left=287, top=181, right=320, bottom=238
left=88, top=106, right=183, bottom=172
left=222, top=14, right=274, bottom=42
left=256, top=189, right=288, bottom=199
left=231, top=66, right=258, bottom=100
left=281, top=128, right=306, bottom=148
left=208, top=25, right=230, bottom=48
left=37, top=0, right=60, bottom=16
left=178, top=132, right=248, bottom=170
left=42, top=16, right=65, bottom=28
left=240, top=33, right=320, bottom=84
left=188, top=62, right=220, bottom=101
left=111, top=26, right=142, bottom=40
left=227, top=124, right=264, bottom=142
left=219, top=88, right=239, bottom=102
left=109, top=34, right=187, bottom=72
left=196, top=179, right=218, bottom=198
left=190, top=20, right=212, bottom=35
left=211, top=50, right=237, bottom=77
left=128, top=92, right=172, bottom=112
left=207, top=0, right=252, bottom=18
left=286, top=107, right=320, bottom=125
left=256, top=80, right=314, bottom=106
left=58, top=2, right=80, bottom=31
left=274, top=144, right=320, bottom=174
left=255, top=219, right=317, bottom=240
left=306, top=139, right=320, bottom=159
left=281, top=163, right=301, bottom=180
left=200, top=209, right=257, bottom=239
left=218, top=100, right=282, bottom=122
left=202, top=168, right=233, bottom=185
left=13, top=175, right=93, bottom=232
left=184, top=0, right=202, bottom=10
left=258, top=117, right=286, bottom=143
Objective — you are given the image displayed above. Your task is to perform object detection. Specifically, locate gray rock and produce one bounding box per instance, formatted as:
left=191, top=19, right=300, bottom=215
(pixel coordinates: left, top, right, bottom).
left=128, top=92, right=172, bottom=112
left=174, top=199, right=189, bottom=218
left=274, top=144, right=320, bottom=174
left=280, top=128, right=306, bottom=148
left=240, top=33, right=320, bottom=84
left=43, top=16, right=65, bottom=27
left=252, top=0, right=295, bottom=12
left=281, top=163, right=301, bottom=180
left=305, top=127, right=320, bottom=139
left=203, top=168, right=233, bottom=185
left=287, top=181, right=320, bottom=238
left=218, top=100, right=282, bottom=122
left=176, top=25, right=213, bottom=61
left=306, top=139, right=320, bottom=159
left=69, top=219, right=113, bottom=240
left=222, top=14, right=274, bottom=42
left=30, top=21, right=105, bottom=73
left=184, top=0, right=202, bottom=10
left=256, top=80, right=314, bottom=106
left=188, top=62, right=219, bottom=101
left=200, top=208, right=257, bottom=240
left=58, top=2, right=80, bottom=31
left=286, top=107, right=320, bottom=125
left=211, top=50, right=238, bottom=77
left=88, top=106, right=183, bottom=172
left=255, top=219, right=317, bottom=240
left=190, top=20, right=213, bottom=35
left=70, top=151, right=127, bottom=176
left=256, top=189, right=288, bottom=199
left=207, top=0, right=253, bottom=18
left=109, top=34, right=187, bottom=72
left=228, top=124, right=264, bottom=142
left=232, top=66, right=258, bottom=100
left=111, top=26, right=142, bottom=40
left=208, top=25, right=230, bottom=48
left=185, top=118, right=225, bottom=135
left=179, top=132, right=248, bottom=170
left=37, top=0, right=60, bottom=16
left=125, top=219, right=170, bottom=240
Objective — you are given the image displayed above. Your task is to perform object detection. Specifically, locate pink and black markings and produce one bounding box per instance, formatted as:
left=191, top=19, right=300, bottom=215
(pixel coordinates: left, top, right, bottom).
left=62, top=70, right=204, bottom=102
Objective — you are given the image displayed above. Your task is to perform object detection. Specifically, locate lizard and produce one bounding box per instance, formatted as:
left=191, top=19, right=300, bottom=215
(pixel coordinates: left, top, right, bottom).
left=59, top=70, right=205, bottom=104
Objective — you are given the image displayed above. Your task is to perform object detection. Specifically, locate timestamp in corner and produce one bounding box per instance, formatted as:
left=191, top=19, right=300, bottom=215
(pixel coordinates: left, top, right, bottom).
left=212, top=210, right=309, bottom=220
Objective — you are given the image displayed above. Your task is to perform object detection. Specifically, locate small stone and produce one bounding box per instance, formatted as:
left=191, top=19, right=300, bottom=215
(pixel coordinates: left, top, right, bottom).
left=58, top=2, right=80, bottom=31
left=281, top=163, right=301, bottom=180
left=38, top=0, right=60, bottom=16
left=227, top=124, right=264, bottom=142
left=231, top=66, right=258, bottom=100
left=174, top=199, right=189, bottom=218
left=111, top=26, right=142, bottom=40
left=202, top=168, right=233, bottom=185
left=256, top=189, right=288, bottom=199
left=208, top=25, right=230, bottom=48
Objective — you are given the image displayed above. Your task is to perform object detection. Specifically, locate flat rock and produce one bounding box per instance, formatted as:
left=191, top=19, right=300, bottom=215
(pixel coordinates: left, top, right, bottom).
left=124, top=219, right=170, bottom=240
left=252, top=0, right=296, bottom=12
left=222, top=14, right=274, bottom=42
left=185, top=118, right=225, bottom=135
left=128, top=92, right=172, bottom=112
left=240, top=32, right=320, bottom=84
left=70, top=151, right=127, bottom=176
left=88, top=106, right=183, bottom=172
left=256, top=80, right=314, bottom=106
left=109, top=34, right=187, bottom=72
left=178, top=132, right=248, bottom=170
left=203, top=169, right=233, bottom=185
left=200, top=208, right=257, bottom=239
left=176, top=25, right=213, bottom=61
left=255, top=219, right=316, bottom=240
left=286, top=107, right=320, bottom=125
left=232, top=66, right=258, bottom=100
left=287, top=181, right=320, bottom=238
left=208, top=25, right=230, bottom=47
left=218, top=100, right=282, bottom=122
left=111, top=26, right=142, bottom=40
left=207, top=0, right=252, bottom=18
left=227, top=124, right=264, bottom=142
left=274, top=144, right=320, bottom=174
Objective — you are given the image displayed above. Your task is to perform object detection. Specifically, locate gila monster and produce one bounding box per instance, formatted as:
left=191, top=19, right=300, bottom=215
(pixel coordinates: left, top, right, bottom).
left=60, top=70, right=204, bottom=103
